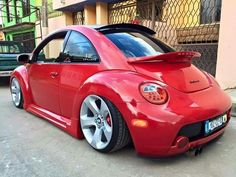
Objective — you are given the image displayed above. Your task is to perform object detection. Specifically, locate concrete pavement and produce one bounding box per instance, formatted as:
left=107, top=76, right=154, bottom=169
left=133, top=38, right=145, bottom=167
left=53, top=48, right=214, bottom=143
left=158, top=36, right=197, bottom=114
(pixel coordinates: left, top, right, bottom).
left=0, top=78, right=236, bottom=177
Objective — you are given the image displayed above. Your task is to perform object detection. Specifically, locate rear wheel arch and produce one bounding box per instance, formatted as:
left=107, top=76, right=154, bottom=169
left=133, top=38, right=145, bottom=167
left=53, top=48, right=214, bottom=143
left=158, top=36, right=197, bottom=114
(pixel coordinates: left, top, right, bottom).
left=72, top=71, right=153, bottom=142
left=79, top=94, right=132, bottom=152
left=74, top=81, right=135, bottom=137
left=76, top=81, right=131, bottom=121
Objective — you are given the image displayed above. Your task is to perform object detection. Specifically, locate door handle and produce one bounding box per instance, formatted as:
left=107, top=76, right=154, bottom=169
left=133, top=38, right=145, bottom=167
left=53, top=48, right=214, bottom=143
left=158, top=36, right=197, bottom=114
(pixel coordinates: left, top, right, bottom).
left=50, top=72, right=59, bottom=78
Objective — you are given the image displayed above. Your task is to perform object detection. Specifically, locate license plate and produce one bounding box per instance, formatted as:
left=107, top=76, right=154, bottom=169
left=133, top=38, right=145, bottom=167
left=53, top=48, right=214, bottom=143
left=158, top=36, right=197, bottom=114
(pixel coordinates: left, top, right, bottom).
left=205, top=114, right=227, bottom=134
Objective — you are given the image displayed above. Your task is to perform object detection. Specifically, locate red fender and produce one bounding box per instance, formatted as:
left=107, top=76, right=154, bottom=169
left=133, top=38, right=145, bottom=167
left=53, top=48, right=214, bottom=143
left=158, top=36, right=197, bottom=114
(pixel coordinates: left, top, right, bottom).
left=11, top=65, right=32, bottom=109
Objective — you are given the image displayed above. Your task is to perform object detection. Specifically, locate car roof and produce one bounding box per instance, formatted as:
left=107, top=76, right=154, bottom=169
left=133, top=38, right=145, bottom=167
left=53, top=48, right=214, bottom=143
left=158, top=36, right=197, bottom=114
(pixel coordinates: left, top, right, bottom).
left=66, top=23, right=156, bottom=35
left=93, top=24, right=156, bottom=35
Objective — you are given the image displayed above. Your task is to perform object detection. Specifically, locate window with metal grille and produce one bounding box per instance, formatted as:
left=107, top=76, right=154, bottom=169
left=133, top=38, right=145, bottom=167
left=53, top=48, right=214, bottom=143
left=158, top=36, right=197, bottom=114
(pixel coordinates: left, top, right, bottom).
left=13, top=32, right=35, bottom=53
left=200, top=0, right=221, bottom=24
left=16, top=0, right=22, bottom=23
left=6, top=0, right=14, bottom=22
left=22, top=0, right=31, bottom=17
left=137, top=0, right=165, bottom=21
left=73, top=11, right=84, bottom=25
left=108, top=0, right=136, bottom=24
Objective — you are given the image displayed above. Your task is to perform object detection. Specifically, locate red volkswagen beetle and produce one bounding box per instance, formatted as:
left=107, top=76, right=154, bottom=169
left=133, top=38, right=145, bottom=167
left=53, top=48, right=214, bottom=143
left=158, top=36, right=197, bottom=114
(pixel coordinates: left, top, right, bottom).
left=10, top=24, right=231, bottom=157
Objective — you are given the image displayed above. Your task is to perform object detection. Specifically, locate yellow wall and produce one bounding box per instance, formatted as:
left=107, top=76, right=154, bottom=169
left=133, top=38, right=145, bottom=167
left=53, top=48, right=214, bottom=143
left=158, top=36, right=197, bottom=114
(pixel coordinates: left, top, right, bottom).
left=48, top=14, right=72, bottom=33
left=52, top=0, right=201, bottom=28
left=48, top=14, right=73, bottom=57
left=96, top=2, right=108, bottom=25
left=53, top=0, right=109, bottom=25
left=35, top=13, right=73, bottom=57
left=216, top=0, right=236, bottom=88
left=84, top=5, right=96, bottom=25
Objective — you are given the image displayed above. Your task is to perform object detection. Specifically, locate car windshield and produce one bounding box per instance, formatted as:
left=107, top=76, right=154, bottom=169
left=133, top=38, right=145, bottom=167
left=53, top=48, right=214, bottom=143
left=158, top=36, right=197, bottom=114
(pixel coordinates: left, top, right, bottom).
left=104, top=31, right=175, bottom=58
left=0, top=42, right=23, bottom=54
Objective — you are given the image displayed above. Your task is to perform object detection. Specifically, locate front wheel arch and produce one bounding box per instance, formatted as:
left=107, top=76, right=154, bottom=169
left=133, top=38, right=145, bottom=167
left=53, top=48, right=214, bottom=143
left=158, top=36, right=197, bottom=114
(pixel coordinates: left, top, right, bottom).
left=10, top=77, right=24, bottom=108
left=10, top=66, right=32, bottom=109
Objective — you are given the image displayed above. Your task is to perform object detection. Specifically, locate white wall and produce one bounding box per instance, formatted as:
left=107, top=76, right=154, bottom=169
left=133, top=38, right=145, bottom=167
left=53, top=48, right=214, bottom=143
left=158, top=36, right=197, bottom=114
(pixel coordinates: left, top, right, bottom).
left=216, top=0, right=236, bottom=89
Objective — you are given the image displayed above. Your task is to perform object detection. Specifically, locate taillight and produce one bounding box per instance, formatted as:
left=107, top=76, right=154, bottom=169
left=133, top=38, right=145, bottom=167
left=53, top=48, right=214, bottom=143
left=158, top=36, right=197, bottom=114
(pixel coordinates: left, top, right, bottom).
left=140, top=83, right=168, bottom=104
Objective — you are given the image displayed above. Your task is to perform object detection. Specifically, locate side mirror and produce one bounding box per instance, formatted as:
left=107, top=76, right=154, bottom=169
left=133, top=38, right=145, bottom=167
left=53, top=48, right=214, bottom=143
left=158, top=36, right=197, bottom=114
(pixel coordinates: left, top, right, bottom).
left=17, top=53, right=31, bottom=64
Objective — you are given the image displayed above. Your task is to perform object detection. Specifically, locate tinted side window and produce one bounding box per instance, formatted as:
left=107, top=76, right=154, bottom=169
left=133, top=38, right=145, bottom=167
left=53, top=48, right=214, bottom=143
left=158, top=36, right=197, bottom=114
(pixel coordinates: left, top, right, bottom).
left=63, top=31, right=99, bottom=62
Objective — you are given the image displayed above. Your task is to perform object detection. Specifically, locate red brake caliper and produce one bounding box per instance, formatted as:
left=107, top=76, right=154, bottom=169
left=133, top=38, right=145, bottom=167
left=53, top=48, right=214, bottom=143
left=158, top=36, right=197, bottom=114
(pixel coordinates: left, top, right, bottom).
left=106, top=115, right=111, bottom=126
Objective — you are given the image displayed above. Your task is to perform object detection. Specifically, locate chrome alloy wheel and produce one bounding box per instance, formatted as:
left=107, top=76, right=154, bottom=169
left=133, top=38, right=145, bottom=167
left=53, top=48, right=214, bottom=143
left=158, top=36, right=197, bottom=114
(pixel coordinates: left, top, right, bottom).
left=80, top=95, right=113, bottom=150
left=11, top=78, right=21, bottom=107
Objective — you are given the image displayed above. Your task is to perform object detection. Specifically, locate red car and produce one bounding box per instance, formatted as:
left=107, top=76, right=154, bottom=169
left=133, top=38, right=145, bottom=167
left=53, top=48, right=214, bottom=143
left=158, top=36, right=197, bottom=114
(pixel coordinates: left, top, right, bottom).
left=10, top=24, right=231, bottom=157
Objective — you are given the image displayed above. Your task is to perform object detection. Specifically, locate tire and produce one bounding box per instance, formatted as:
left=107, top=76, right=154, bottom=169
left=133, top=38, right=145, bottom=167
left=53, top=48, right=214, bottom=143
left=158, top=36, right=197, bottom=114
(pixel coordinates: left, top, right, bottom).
left=10, top=77, right=24, bottom=108
left=80, top=95, right=131, bottom=153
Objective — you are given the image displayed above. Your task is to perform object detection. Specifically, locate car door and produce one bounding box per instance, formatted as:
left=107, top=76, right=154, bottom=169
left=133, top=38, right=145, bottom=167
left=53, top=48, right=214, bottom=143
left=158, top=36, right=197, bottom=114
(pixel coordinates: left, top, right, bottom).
left=59, top=31, right=101, bottom=119
left=28, top=31, right=70, bottom=115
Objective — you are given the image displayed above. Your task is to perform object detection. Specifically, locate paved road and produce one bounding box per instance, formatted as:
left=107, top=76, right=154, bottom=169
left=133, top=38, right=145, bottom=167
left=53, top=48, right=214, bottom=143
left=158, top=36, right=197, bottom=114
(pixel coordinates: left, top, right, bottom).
left=1, top=78, right=236, bottom=177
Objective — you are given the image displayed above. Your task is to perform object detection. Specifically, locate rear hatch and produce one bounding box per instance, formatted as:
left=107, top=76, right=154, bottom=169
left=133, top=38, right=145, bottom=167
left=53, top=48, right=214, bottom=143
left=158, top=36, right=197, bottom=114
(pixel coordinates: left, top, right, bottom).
left=129, top=52, right=210, bottom=93
left=0, top=54, right=19, bottom=71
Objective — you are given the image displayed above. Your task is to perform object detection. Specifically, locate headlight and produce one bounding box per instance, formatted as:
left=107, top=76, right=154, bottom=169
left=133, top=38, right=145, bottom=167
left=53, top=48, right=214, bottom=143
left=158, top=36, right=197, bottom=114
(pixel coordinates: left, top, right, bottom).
left=140, top=83, right=168, bottom=104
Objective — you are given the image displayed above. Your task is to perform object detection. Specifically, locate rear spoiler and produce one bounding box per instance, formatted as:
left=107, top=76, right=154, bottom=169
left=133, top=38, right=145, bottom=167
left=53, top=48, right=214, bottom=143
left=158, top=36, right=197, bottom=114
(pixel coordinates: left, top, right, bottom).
left=128, top=52, right=201, bottom=63
left=95, top=23, right=156, bottom=35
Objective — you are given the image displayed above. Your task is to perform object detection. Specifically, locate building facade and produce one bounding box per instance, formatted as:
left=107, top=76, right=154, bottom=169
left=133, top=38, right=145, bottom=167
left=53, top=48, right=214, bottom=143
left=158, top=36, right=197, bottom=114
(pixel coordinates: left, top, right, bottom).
left=50, top=0, right=235, bottom=88
left=1, top=0, right=40, bottom=52
left=51, top=0, right=220, bottom=75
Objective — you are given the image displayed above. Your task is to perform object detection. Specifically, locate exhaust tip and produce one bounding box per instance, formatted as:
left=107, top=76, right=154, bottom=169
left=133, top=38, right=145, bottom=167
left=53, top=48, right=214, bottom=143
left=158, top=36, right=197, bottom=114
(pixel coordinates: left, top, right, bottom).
left=198, top=147, right=203, bottom=155
left=194, top=149, right=199, bottom=156
left=187, top=147, right=203, bottom=157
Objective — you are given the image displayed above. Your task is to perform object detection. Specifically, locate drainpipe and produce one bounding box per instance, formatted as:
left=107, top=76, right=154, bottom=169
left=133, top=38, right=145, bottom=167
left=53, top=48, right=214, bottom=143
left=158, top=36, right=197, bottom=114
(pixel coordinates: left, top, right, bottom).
left=151, top=0, right=156, bottom=30
left=42, top=0, right=48, bottom=27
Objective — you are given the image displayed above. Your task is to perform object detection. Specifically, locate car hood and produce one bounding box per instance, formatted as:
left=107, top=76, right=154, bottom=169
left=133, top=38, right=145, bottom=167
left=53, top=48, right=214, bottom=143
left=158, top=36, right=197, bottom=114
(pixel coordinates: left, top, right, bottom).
left=128, top=52, right=211, bottom=93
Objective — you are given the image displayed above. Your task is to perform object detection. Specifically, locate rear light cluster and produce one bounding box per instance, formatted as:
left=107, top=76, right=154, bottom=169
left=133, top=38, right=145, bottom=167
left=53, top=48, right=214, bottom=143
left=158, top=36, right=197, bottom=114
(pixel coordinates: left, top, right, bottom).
left=140, top=83, right=168, bottom=104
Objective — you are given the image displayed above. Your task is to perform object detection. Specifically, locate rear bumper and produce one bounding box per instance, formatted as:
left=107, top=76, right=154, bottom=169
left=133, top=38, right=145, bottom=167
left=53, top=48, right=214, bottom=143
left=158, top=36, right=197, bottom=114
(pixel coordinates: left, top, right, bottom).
left=151, top=125, right=226, bottom=157
left=0, top=70, right=12, bottom=77
left=117, top=84, right=232, bottom=157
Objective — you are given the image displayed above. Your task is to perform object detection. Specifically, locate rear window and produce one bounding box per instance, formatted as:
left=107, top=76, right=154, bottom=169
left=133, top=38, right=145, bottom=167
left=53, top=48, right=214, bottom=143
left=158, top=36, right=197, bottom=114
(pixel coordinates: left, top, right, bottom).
left=104, top=31, right=174, bottom=58
left=0, top=43, right=23, bottom=54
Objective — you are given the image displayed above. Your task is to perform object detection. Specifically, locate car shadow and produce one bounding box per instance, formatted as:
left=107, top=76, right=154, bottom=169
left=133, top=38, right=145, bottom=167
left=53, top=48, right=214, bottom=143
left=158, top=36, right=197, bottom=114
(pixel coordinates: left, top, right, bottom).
left=0, top=77, right=10, bottom=87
